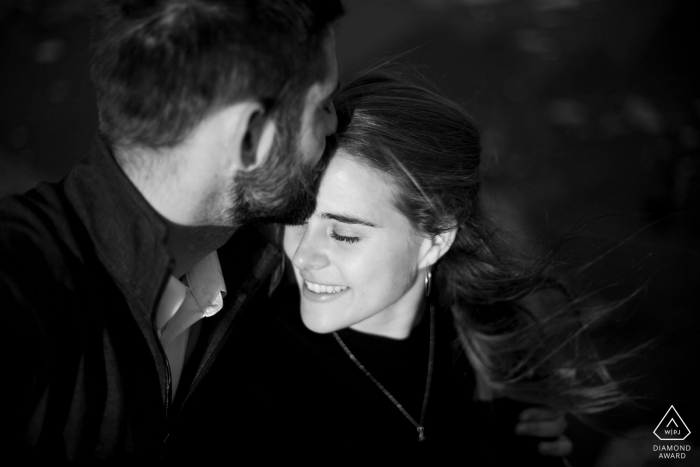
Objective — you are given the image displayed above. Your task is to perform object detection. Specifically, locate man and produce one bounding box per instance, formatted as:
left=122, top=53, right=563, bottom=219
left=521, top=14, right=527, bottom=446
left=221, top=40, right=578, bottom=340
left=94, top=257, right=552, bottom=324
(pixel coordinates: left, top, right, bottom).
left=1, top=0, right=342, bottom=460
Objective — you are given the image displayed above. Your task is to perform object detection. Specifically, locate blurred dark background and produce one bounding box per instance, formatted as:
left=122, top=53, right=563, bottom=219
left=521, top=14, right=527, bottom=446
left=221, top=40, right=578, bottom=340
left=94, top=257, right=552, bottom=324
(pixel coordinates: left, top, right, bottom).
left=1, top=0, right=698, bottom=465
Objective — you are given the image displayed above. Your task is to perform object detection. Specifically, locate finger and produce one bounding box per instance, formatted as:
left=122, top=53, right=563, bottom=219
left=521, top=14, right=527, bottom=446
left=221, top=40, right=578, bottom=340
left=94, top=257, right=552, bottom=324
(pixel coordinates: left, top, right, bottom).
left=519, top=407, right=565, bottom=422
left=516, top=417, right=567, bottom=437
left=538, top=435, right=573, bottom=457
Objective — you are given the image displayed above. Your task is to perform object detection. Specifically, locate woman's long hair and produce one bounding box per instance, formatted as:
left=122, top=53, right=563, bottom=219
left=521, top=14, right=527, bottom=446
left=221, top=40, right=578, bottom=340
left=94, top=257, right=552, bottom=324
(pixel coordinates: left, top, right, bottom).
left=332, top=72, right=628, bottom=416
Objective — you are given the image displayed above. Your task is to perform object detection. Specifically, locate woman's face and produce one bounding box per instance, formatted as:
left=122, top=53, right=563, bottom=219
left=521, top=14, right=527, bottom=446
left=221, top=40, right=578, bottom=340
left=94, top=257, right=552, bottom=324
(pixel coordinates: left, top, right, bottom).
left=283, top=150, right=432, bottom=337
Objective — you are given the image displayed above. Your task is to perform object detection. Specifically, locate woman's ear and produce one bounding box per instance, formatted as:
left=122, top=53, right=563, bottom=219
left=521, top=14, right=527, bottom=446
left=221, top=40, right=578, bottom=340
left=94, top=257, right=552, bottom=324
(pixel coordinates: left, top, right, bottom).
left=238, top=105, right=277, bottom=171
left=419, top=226, right=457, bottom=269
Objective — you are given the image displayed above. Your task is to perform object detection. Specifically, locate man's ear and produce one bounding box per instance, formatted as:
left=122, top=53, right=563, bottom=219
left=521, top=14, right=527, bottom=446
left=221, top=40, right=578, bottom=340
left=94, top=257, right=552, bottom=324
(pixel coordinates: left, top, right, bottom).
left=418, top=227, right=457, bottom=269
left=237, top=104, right=277, bottom=172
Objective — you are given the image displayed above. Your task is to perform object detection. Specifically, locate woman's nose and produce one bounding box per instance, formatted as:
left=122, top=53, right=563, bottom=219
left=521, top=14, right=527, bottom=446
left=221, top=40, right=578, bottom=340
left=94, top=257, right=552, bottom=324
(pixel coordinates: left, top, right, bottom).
left=293, top=232, right=330, bottom=270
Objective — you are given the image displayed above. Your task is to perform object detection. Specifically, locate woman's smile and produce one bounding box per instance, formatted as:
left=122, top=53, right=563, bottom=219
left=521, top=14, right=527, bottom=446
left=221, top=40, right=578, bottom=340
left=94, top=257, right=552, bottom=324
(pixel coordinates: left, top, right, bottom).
left=301, top=279, right=351, bottom=302
left=304, top=280, right=348, bottom=294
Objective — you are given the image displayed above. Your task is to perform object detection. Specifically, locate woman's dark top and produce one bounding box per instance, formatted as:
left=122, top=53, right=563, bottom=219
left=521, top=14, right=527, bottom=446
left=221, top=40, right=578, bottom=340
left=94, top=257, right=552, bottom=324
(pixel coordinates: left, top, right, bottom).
left=167, top=284, right=560, bottom=464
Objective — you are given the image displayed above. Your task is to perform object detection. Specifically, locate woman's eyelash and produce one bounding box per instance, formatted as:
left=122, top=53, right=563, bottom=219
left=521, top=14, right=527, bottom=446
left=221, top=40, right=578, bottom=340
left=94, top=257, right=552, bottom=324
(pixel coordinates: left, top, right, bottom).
left=330, top=231, right=359, bottom=244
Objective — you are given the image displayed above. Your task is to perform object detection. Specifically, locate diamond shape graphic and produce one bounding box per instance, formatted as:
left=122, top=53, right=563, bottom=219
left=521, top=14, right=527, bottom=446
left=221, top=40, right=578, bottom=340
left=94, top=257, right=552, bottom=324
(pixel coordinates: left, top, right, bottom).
left=654, top=405, right=691, bottom=441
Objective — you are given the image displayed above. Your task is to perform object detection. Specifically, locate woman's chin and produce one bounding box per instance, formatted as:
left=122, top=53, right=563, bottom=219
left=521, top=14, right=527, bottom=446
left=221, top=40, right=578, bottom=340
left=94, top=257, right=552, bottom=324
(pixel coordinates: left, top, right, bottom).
left=300, top=306, right=345, bottom=334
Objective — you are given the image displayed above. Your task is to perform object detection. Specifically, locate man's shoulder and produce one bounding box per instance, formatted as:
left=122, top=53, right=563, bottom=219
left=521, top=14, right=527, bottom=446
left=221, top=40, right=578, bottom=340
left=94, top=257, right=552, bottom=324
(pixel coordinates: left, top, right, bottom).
left=2, top=181, right=63, bottom=242
left=0, top=181, right=92, bottom=285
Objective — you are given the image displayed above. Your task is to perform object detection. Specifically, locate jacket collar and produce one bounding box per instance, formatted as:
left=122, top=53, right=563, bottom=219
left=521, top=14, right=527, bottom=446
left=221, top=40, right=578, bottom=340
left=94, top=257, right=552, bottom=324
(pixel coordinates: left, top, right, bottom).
left=63, top=136, right=173, bottom=325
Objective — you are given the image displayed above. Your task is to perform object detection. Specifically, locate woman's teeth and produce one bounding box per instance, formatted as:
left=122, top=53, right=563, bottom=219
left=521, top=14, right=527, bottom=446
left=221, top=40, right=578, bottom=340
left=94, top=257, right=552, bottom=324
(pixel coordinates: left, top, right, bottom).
left=305, top=281, right=348, bottom=294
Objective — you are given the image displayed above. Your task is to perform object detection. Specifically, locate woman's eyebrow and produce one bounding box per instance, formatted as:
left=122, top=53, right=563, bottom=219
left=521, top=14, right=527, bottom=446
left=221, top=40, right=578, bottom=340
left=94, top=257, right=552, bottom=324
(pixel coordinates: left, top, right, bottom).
left=321, top=212, right=378, bottom=228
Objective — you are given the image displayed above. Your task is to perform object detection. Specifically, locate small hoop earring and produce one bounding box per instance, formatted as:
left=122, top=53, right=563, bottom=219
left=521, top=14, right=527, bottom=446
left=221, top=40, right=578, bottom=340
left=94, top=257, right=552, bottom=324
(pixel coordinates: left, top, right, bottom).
left=424, top=269, right=432, bottom=298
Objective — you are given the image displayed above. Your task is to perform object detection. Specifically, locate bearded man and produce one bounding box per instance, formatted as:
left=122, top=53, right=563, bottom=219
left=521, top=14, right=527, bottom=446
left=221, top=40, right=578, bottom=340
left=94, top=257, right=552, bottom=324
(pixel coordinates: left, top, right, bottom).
left=0, top=0, right=343, bottom=460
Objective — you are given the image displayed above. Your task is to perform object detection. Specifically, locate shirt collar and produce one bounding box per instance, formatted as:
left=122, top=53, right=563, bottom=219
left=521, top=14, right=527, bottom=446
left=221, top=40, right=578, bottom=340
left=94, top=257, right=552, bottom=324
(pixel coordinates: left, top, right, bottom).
left=156, top=251, right=227, bottom=330
left=156, top=250, right=227, bottom=349
left=186, top=250, right=227, bottom=317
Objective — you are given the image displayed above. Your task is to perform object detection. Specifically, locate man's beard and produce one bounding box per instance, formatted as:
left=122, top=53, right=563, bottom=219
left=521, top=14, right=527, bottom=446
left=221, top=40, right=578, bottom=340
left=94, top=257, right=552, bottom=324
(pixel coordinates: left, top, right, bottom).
left=230, top=128, right=328, bottom=227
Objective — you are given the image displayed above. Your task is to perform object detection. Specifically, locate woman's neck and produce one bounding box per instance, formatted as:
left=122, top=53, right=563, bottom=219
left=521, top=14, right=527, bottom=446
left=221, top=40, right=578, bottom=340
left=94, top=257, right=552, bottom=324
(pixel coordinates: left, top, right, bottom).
left=348, top=281, right=427, bottom=340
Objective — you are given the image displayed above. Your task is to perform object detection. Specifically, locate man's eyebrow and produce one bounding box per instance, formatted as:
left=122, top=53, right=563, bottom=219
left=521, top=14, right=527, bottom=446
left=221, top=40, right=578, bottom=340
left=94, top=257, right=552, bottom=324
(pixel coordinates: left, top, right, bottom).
left=321, top=212, right=377, bottom=228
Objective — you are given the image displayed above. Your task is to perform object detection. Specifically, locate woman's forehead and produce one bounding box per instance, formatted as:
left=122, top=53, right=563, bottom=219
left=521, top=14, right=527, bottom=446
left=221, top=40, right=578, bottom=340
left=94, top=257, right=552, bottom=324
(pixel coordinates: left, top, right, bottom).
left=316, top=151, right=401, bottom=225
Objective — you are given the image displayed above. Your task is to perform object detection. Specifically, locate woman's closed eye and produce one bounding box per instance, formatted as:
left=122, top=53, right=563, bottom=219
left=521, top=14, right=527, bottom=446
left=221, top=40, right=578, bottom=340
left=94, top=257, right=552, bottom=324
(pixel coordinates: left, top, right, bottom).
left=330, top=230, right=359, bottom=244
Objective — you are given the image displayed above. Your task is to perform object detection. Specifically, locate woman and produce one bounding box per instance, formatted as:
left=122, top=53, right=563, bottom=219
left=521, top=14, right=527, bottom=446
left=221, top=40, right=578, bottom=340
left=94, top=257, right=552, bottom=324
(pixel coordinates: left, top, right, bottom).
left=169, top=73, right=619, bottom=463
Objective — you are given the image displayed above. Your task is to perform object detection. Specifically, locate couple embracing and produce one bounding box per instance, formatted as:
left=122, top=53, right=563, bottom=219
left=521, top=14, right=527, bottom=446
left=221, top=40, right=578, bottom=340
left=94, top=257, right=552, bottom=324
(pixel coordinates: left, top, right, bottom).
left=2, top=0, right=617, bottom=462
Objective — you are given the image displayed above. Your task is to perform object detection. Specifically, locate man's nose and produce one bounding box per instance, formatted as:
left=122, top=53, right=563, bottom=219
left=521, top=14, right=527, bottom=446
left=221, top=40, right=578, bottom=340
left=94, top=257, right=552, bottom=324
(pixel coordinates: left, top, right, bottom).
left=293, top=232, right=330, bottom=271
left=324, top=101, right=338, bottom=137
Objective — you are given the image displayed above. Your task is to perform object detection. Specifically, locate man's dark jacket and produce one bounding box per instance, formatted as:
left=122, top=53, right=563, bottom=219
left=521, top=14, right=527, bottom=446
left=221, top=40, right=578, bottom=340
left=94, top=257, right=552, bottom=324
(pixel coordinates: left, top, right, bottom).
left=0, top=137, right=283, bottom=461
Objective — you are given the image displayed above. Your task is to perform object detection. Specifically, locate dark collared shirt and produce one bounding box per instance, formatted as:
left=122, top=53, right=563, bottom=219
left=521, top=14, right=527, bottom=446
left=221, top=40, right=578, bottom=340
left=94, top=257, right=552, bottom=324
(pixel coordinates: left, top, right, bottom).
left=0, top=137, right=283, bottom=461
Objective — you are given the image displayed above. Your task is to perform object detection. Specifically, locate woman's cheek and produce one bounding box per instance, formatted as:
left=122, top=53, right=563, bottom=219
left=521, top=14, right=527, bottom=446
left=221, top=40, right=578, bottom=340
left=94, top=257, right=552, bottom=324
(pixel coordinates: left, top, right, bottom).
left=282, top=227, right=304, bottom=259
left=353, top=245, right=388, bottom=294
left=386, top=239, right=421, bottom=291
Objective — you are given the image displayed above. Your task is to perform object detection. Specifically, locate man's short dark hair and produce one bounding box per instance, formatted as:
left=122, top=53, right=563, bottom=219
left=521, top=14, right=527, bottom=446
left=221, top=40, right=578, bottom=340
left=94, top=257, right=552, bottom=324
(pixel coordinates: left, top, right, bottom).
left=90, top=0, right=344, bottom=150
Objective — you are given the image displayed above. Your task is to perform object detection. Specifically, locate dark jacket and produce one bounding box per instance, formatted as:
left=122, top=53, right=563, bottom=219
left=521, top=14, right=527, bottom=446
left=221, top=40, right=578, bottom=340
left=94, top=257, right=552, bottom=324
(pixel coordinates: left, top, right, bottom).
left=0, top=137, right=283, bottom=461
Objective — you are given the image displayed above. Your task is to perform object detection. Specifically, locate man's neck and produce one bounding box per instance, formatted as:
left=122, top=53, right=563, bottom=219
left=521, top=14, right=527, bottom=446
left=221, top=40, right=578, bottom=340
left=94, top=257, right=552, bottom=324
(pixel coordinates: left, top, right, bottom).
left=115, top=145, right=240, bottom=278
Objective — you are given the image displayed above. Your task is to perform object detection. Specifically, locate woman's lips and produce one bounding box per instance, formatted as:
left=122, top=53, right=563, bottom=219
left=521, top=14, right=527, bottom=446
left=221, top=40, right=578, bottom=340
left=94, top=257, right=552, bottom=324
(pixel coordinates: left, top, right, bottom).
left=300, top=280, right=350, bottom=302
left=304, top=280, right=347, bottom=294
